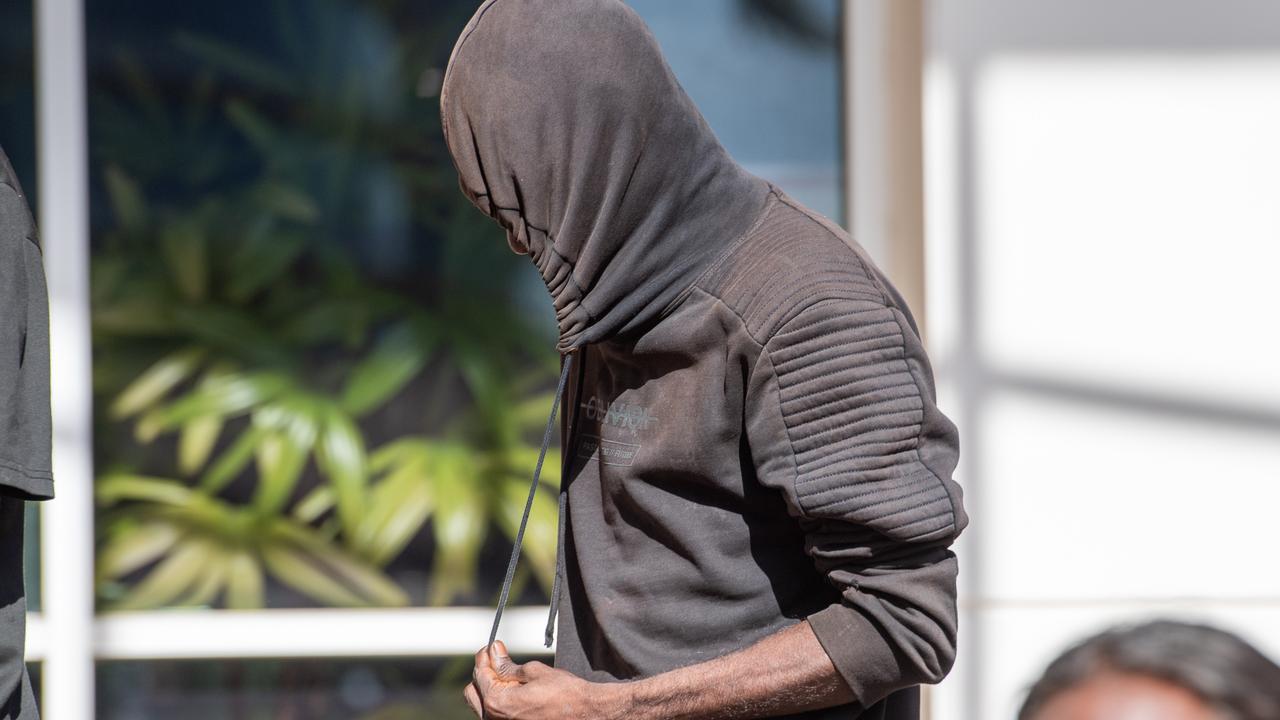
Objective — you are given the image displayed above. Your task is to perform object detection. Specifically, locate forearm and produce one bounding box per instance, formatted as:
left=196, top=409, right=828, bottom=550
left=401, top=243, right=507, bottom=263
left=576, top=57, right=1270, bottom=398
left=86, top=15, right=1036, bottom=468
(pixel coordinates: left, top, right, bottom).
left=610, top=620, right=855, bottom=720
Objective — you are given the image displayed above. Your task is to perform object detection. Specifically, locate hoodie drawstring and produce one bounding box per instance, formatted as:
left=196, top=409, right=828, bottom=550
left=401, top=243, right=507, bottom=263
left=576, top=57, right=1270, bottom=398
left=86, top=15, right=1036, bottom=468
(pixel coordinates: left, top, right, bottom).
left=489, top=351, right=575, bottom=648
left=544, top=477, right=569, bottom=645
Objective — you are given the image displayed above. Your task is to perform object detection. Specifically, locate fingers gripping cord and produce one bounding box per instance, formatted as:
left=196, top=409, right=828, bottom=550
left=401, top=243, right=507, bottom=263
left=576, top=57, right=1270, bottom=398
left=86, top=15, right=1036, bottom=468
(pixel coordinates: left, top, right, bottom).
left=489, top=352, right=576, bottom=648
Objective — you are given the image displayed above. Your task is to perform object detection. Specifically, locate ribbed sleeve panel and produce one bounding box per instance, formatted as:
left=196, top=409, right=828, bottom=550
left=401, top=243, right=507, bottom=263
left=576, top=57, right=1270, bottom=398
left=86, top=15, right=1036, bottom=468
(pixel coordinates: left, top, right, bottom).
left=769, top=299, right=956, bottom=542
left=699, top=190, right=960, bottom=543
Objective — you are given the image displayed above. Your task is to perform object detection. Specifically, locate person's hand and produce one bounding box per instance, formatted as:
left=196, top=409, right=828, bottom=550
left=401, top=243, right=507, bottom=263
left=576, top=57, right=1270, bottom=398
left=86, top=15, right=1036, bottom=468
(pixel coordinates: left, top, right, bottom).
left=464, top=641, right=627, bottom=719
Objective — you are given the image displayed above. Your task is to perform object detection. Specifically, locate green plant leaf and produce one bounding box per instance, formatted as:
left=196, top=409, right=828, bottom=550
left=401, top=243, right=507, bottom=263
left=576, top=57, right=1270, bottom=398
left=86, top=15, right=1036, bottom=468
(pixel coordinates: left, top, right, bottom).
left=341, top=322, right=433, bottom=415
left=359, top=462, right=434, bottom=565
left=260, top=543, right=368, bottom=607
left=200, top=425, right=266, bottom=494
left=110, top=347, right=206, bottom=419
left=252, top=428, right=312, bottom=515
left=226, top=223, right=307, bottom=302
left=282, top=296, right=382, bottom=346
left=112, top=52, right=169, bottom=137
left=160, top=217, right=208, bottom=300
left=134, top=405, right=168, bottom=444
left=271, top=521, right=408, bottom=606
left=97, top=521, right=182, bottom=581
left=311, top=548, right=409, bottom=607
left=454, top=341, right=504, bottom=414
left=97, top=477, right=236, bottom=537
left=510, top=392, right=559, bottom=433
left=112, top=536, right=218, bottom=610
left=176, top=547, right=229, bottom=607
left=163, top=495, right=236, bottom=531
left=168, top=305, right=288, bottom=366
left=506, top=446, right=562, bottom=490
left=225, top=550, right=265, bottom=609
left=97, top=475, right=195, bottom=507
left=179, top=413, right=223, bottom=475
left=292, top=485, right=335, bottom=524
left=495, top=477, right=560, bottom=595
left=223, top=98, right=284, bottom=154
left=315, top=406, right=368, bottom=542
left=176, top=34, right=297, bottom=98
left=255, top=181, right=319, bottom=222
left=156, top=370, right=292, bottom=430
left=428, top=451, right=485, bottom=605
left=93, top=296, right=176, bottom=335
left=103, top=164, right=147, bottom=234
left=368, top=438, right=428, bottom=473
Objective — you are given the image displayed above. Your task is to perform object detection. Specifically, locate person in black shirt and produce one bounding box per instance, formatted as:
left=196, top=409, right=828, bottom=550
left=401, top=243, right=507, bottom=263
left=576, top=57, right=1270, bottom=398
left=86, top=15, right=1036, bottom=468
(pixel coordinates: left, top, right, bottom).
left=1, top=145, right=53, bottom=720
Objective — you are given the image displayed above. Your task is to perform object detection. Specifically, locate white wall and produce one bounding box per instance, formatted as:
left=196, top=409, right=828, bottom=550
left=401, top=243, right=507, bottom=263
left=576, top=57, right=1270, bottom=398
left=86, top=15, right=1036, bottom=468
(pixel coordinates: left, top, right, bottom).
left=924, top=1, right=1280, bottom=717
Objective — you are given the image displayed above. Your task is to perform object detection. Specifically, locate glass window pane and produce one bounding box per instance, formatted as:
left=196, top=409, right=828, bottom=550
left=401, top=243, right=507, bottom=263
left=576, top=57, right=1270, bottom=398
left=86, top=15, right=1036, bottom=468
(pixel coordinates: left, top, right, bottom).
left=98, top=656, right=541, bottom=719
left=0, top=0, right=37, bottom=201
left=86, top=0, right=845, bottom=614
left=87, top=0, right=552, bottom=612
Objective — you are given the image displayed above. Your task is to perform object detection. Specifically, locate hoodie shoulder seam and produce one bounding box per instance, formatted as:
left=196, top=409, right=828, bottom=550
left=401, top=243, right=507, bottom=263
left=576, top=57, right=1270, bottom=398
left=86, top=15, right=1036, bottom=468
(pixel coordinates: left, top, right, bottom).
left=694, top=189, right=888, bottom=342
left=672, top=186, right=780, bottom=329
left=690, top=186, right=779, bottom=293
left=652, top=186, right=777, bottom=327
left=772, top=190, right=890, bottom=307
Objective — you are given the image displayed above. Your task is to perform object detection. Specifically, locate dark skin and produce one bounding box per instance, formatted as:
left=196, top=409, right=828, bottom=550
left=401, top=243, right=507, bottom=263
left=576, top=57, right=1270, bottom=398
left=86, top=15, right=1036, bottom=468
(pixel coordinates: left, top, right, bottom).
left=1029, top=673, right=1220, bottom=720
left=464, top=619, right=856, bottom=719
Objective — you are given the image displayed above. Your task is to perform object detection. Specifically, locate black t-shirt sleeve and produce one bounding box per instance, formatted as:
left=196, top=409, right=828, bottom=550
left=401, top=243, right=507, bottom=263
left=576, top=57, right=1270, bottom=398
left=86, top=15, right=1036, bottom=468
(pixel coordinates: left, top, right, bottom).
left=0, top=148, right=54, bottom=500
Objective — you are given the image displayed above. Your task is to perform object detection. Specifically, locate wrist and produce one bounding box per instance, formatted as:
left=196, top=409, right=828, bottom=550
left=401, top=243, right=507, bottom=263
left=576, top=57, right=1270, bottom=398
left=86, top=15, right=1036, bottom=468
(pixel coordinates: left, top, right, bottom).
left=592, top=679, right=640, bottom=720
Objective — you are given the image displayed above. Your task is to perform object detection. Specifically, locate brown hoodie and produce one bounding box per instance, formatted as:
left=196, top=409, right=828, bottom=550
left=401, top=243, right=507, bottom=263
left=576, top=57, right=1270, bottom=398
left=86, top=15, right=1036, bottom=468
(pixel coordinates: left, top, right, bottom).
left=440, top=2, right=967, bottom=717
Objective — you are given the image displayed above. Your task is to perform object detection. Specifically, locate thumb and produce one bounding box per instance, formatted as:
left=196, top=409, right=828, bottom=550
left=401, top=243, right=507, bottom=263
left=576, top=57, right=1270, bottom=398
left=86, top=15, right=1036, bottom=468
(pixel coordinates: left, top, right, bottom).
left=488, top=641, right=518, bottom=677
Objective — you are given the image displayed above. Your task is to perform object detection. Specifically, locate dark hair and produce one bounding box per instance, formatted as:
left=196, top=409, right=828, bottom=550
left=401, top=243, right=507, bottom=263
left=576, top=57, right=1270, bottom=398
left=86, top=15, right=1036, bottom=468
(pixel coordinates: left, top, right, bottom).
left=1018, top=620, right=1280, bottom=720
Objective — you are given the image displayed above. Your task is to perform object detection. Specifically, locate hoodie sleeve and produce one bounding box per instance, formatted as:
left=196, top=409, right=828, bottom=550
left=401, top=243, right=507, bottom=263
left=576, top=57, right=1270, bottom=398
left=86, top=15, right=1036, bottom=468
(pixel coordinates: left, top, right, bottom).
left=744, top=292, right=967, bottom=707
left=0, top=152, right=55, bottom=501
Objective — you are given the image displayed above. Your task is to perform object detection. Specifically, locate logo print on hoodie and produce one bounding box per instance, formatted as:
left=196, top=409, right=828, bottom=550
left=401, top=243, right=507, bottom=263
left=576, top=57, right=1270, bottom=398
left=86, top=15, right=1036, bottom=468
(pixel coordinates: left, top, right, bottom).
left=580, top=395, right=658, bottom=437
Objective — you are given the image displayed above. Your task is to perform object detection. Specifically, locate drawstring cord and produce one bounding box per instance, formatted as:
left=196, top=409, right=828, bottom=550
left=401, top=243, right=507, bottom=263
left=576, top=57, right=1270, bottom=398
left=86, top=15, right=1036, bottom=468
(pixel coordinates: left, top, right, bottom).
left=544, top=483, right=568, bottom=645
left=544, top=349, right=582, bottom=646
left=489, top=351, right=575, bottom=648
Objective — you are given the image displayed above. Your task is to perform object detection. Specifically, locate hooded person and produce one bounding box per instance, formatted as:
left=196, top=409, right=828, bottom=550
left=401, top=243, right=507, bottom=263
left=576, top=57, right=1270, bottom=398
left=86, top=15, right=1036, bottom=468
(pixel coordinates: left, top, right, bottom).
left=441, top=1, right=967, bottom=718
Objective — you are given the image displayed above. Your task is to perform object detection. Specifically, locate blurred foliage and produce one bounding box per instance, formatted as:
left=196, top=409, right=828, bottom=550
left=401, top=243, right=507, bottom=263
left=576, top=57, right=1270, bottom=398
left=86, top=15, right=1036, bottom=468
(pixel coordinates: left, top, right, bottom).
left=91, top=0, right=559, bottom=611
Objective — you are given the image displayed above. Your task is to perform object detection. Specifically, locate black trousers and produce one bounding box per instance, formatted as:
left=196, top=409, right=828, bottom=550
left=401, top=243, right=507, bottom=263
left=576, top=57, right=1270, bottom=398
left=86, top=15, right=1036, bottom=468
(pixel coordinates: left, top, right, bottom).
left=0, top=496, right=37, bottom=720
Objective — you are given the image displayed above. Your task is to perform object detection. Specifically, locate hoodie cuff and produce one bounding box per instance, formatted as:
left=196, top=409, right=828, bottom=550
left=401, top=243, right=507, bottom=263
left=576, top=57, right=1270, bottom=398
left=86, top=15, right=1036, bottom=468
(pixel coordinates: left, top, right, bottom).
left=807, top=601, right=904, bottom=708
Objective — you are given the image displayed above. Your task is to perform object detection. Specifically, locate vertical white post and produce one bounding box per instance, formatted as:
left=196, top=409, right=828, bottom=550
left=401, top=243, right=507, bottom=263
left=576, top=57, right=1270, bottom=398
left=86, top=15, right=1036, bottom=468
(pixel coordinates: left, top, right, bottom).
left=845, top=1, right=933, bottom=715
left=845, top=0, right=884, bottom=258
left=35, top=0, right=96, bottom=716
left=845, top=0, right=928, bottom=336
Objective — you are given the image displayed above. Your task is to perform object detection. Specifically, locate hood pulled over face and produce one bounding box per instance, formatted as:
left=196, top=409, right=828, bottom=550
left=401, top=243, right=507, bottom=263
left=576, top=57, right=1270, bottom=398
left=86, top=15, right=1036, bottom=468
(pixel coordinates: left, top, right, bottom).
left=440, top=0, right=770, bottom=353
